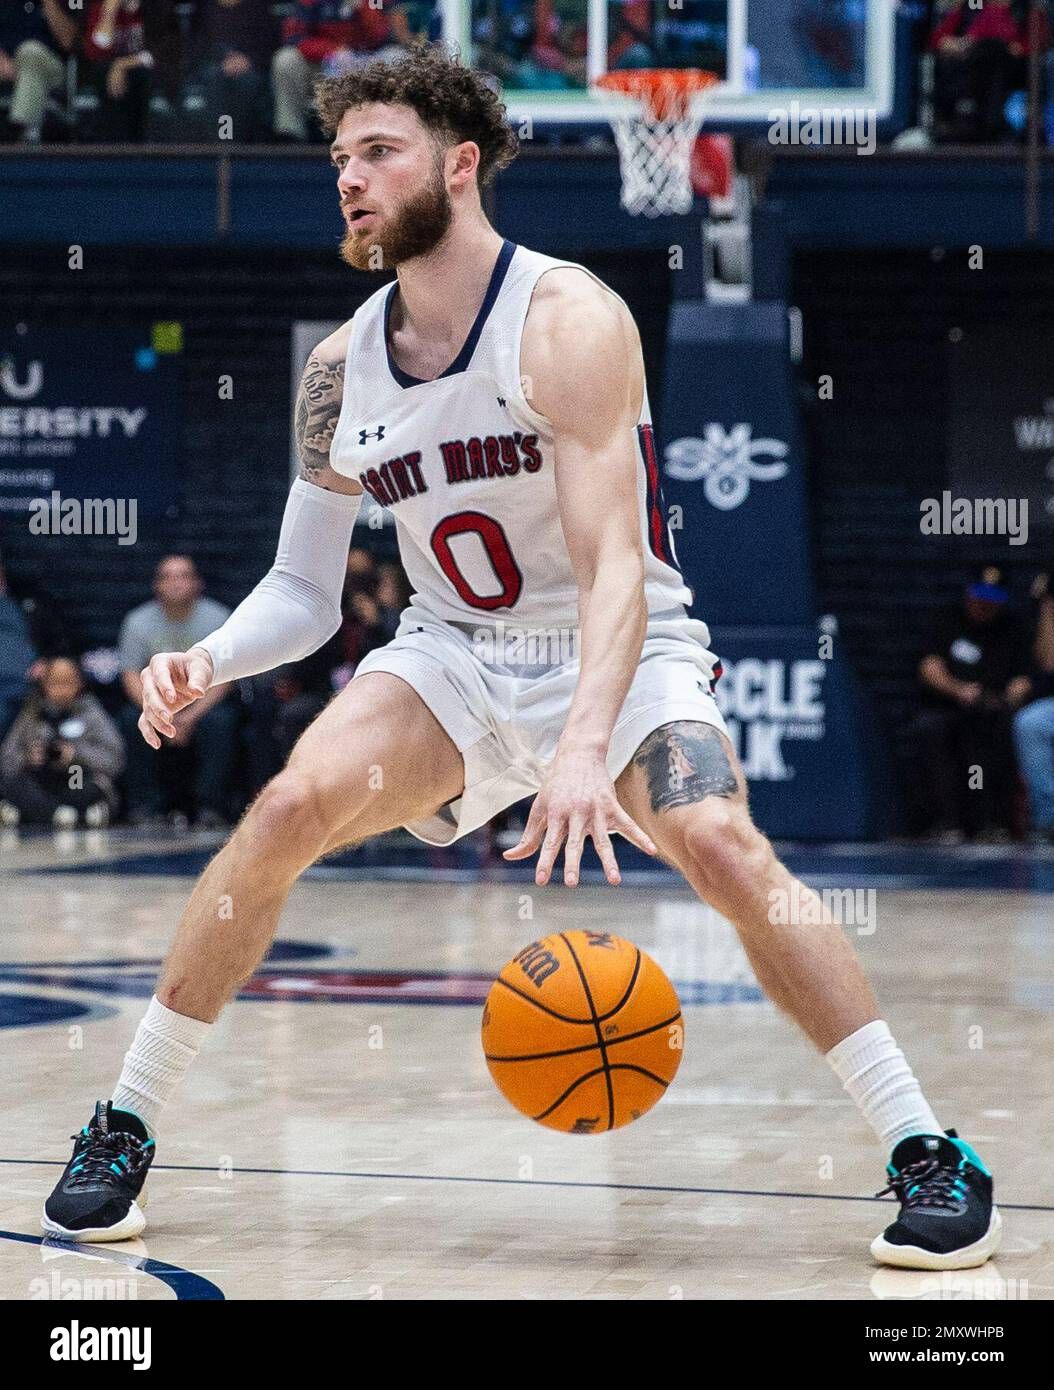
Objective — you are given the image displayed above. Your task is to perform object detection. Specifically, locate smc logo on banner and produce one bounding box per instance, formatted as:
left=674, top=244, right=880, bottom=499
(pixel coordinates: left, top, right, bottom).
left=658, top=303, right=815, bottom=624
left=664, top=424, right=790, bottom=510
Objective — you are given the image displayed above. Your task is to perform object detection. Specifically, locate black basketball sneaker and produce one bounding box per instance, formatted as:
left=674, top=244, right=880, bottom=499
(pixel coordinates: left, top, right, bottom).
left=42, top=1102, right=155, bottom=1242
left=871, top=1129, right=1001, bottom=1269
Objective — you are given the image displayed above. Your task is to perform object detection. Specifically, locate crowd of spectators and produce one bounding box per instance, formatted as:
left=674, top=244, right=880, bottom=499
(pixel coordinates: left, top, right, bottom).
left=0, top=0, right=439, bottom=145
left=3, top=1, right=1054, bottom=148
left=6, top=544, right=1054, bottom=844
left=924, top=0, right=1050, bottom=144
left=0, top=545, right=404, bottom=830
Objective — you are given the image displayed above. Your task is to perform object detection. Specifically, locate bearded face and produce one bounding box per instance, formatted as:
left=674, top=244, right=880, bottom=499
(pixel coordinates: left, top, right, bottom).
left=340, top=156, right=453, bottom=271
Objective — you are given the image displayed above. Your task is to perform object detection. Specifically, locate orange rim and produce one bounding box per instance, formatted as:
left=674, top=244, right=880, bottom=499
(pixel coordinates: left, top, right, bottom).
left=595, top=68, right=720, bottom=121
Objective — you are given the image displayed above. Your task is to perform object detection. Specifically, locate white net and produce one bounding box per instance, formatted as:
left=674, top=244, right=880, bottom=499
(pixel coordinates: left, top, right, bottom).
left=598, top=73, right=714, bottom=218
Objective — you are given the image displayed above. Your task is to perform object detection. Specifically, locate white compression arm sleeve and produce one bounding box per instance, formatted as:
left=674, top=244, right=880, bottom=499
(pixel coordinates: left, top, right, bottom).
left=194, top=478, right=362, bottom=687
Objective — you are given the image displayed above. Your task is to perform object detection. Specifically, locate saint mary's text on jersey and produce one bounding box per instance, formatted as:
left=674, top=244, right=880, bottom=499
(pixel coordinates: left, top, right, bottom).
left=357, top=431, right=542, bottom=509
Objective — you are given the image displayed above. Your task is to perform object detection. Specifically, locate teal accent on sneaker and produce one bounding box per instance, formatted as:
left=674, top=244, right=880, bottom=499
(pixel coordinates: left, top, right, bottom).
left=874, top=1128, right=998, bottom=1267
left=949, top=1136, right=991, bottom=1177
left=888, top=1131, right=990, bottom=1179
left=43, top=1100, right=156, bottom=1240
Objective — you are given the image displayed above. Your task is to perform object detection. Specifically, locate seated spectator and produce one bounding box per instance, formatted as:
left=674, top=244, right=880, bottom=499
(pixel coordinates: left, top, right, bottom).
left=0, top=0, right=77, bottom=143
left=244, top=552, right=405, bottom=790
left=244, top=640, right=342, bottom=791
left=340, top=588, right=390, bottom=667
left=325, top=550, right=392, bottom=687
left=929, top=0, right=1027, bottom=143
left=375, top=562, right=405, bottom=639
left=346, top=545, right=376, bottom=585
left=0, top=657, right=124, bottom=828
left=82, top=0, right=160, bottom=142
left=0, top=547, right=81, bottom=672
left=272, top=0, right=400, bottom=141
left=911, top=566, right=1032, bottom=842
left=117, top=555, right=239, bottom=828
left=0, top=556, right=38, bottom=743
left=1013, top=571, right=1054, bottom=843
left=188, top=0, right=279, bottom=142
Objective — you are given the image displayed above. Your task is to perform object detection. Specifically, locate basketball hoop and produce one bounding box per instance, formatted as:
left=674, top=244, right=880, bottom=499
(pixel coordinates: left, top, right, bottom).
left=594, top=69, right=720, bottom=218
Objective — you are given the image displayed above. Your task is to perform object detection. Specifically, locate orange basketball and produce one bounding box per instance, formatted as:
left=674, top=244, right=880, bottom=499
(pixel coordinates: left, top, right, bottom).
left=481, top=931, right=684, bottom=1133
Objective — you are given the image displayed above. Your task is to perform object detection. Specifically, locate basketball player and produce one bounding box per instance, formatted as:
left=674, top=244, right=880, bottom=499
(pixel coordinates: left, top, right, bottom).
left=44, top=48, right=999, bottom=1272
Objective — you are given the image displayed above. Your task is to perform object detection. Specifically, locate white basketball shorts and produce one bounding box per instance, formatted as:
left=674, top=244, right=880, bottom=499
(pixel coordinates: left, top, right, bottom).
left=352, top=603, right=728, bottom=845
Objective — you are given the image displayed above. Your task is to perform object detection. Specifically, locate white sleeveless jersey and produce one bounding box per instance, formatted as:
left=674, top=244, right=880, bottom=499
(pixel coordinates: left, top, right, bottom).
left=330, top=241, right=692, bottom=629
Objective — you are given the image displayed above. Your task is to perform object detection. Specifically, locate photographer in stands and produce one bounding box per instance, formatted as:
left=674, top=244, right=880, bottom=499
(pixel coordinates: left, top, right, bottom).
left=0, top=656, right=124, bottom=828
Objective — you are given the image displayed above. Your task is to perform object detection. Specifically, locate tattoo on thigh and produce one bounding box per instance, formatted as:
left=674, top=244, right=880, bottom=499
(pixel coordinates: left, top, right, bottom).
left=633, top=721, right=738, bottom=812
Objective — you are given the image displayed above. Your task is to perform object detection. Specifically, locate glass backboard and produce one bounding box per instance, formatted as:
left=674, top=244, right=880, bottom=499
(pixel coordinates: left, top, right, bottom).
left=439, top=0, right=894, bottom=125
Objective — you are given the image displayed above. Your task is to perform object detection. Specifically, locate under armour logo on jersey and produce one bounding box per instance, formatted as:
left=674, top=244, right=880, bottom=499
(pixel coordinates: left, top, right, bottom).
left=358, top=426, right=386, bottom=445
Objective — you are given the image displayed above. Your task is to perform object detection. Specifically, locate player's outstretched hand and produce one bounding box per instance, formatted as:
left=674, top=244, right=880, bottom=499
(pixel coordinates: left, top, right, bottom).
left=137, top=648, right=214, bottom=749
left=503, top=745, right=657, bottom=888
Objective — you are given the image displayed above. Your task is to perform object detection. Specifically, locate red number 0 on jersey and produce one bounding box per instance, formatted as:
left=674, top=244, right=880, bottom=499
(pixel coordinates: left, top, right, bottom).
left=430, top=511, right=523, bottom=611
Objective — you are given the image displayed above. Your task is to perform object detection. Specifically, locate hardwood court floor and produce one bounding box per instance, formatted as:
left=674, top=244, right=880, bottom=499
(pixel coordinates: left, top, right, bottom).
left=1, top=829, right=1052, bottom=1300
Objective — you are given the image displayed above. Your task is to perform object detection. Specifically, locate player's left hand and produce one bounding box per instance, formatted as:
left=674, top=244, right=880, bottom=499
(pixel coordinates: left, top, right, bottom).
left=503, top=745, right=657, bottom=888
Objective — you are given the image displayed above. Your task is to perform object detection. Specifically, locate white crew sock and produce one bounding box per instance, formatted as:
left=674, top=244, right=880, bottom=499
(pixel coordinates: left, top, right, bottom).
left=826, top=1019, right=942, bottom=1156
left=111, top=995, right=212, bottom=1138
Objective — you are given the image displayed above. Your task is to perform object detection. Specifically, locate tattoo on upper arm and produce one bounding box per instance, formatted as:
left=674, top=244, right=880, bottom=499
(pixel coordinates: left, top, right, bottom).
left=632, top=721, right=739, bottom=812
left=295, top=352, right=346, bottom=482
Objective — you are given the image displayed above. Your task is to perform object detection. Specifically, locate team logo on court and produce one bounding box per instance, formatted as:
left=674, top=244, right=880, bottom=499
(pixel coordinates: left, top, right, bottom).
left=358, top=425, right=386, bottom=444
left=664, top=425, right=789, bottom=510
left=0, top=944, right=762, bottom=1016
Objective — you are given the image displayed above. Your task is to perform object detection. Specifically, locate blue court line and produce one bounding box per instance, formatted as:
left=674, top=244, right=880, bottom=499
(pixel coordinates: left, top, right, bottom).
left=2, top=1157, right=1050, bottom=1213
left=0, top=939, right=339, bottom=972
left=0, top=1228, right=224, bottom=1300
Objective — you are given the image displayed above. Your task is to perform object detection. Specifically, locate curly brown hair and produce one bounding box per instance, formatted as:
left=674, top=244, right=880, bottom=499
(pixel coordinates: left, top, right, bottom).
left=315, top=46, right=520, bottom=187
